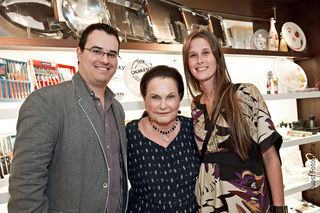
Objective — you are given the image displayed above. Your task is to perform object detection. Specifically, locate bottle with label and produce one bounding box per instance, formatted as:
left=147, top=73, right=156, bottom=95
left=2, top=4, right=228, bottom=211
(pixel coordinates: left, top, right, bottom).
left=267, top=18, right=279, bottom=51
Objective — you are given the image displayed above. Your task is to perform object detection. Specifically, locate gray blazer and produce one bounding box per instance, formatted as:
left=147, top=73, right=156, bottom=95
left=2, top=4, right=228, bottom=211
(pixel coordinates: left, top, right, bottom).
left=8, top=73, right=128, bottom=213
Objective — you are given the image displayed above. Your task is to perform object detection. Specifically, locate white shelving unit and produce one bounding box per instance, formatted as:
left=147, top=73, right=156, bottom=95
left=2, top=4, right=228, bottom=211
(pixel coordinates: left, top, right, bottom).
left=0, top=101, right=23, bottom=120
left=264, top=92, right=320, bottom=199
left=263, top=91, right=320, bottom=101
left=285, top=176, right=320, bottom=196
left=282, top=134, right=320, bottom=148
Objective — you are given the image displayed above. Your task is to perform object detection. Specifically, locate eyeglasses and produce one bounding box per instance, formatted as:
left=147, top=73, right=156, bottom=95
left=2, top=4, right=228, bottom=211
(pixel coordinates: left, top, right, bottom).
left=84, top=47, right=118, bottom=59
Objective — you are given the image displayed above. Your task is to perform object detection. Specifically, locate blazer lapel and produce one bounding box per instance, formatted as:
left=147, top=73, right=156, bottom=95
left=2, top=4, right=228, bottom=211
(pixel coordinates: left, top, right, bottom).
left=72, top=73, right=107, bottom=161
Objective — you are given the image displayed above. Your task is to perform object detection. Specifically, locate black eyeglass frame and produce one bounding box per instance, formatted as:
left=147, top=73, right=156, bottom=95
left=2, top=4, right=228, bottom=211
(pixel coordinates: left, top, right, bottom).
left=83, top=47, right=119, bottom=59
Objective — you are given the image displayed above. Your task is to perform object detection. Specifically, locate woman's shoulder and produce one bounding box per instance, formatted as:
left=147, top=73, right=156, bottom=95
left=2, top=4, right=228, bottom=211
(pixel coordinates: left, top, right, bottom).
left=235, top=83, right=262, bottom=100
left=178, top=115, right=192, bottom=122
left=178, top=115, right=193, bottom=128
left=126, top=119, right=140, bottom=131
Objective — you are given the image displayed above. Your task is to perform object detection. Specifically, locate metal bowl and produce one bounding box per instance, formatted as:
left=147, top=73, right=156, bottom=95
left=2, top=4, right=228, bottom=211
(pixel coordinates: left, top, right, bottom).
left=0, top=0, right=69, bottom=35
left=62, top=0, right=111, bottom=37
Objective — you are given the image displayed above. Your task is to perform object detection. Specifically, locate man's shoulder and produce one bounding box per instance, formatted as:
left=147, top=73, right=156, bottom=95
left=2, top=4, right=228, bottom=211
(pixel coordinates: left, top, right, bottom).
left=24, top=81, right=73, bottom=105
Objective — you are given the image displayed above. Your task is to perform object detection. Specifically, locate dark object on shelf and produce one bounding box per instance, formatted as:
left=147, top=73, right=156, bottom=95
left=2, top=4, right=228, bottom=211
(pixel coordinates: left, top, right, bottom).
left=144, top=0, right=178, bottom=43
left=193, top=9, right=229, bottom=47
left=107, top=0, right=154, bottom=42
left=304, top=115, right=320, bottom=133
left=279, top=121, right=291, bottom=128
left=308, top=114, right=315, bottom=128
left=172, top=20, right=187, bottom=43
left=291, top=117, right=319, bottom=134
left=292, top=120, right=306, bottom=131
left=304, top=127, right=320, bottom=134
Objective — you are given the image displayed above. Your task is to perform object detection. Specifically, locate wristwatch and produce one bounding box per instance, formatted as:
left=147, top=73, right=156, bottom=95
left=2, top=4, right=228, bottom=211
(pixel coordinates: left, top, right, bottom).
left=273, top=205, right=288, bottom=213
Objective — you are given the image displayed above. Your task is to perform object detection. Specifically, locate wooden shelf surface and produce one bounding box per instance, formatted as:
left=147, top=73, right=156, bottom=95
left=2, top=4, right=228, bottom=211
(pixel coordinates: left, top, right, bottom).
left=0, top=36, right=310, bottom=58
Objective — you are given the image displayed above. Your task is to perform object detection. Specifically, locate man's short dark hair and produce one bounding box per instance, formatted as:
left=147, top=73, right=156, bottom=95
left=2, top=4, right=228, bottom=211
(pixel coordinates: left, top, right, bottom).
left=78, top=23, right=120, bottom=51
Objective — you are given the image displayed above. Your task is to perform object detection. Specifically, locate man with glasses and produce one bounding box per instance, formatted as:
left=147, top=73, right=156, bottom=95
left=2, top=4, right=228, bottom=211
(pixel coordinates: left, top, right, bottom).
left=8, top=23, right=128, bottom=213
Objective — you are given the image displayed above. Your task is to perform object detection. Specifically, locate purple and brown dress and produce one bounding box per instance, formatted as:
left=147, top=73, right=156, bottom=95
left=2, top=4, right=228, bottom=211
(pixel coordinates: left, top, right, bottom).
left=192, top=83, right=282, bottom=213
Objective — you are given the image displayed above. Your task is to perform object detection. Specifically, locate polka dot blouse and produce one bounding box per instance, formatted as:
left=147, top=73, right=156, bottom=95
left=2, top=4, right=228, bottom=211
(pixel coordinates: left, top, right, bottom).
left=126, top=116, right=200, bottom=213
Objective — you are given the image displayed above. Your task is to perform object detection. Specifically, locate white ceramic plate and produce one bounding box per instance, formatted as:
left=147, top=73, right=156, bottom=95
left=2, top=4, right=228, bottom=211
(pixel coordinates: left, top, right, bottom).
left=281, top=22, right=307, bottom=52
left=273, top=58, right=307, bottom=92
left=250, top=29, right=268, bottom=50
left=123, top=59, right=152, bottom=97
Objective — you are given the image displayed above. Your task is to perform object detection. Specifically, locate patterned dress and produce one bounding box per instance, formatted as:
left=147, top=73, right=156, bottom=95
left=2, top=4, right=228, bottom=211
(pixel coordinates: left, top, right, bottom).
left=126, top=116, right=200, bottom=213
left=192, top=83, right=282, bottom=213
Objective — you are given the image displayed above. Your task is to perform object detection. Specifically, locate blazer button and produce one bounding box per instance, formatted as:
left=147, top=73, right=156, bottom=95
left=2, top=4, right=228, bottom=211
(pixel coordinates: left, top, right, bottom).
left=102, top=183, right=108, bottom=188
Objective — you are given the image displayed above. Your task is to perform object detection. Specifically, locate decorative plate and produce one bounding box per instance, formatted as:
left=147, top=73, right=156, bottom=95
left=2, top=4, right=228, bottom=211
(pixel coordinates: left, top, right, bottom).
left=250, top=29, right=268, bottom=50
left=273, top=58, right=307, bottom=92
left=281, top=22, right=306, bottom=52
left=123, top=59, right=152, bottom=97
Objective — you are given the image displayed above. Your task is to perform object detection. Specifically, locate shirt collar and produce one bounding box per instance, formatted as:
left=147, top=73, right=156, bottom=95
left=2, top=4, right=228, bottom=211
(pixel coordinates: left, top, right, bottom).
left=80, top=76, right=115, bottom=102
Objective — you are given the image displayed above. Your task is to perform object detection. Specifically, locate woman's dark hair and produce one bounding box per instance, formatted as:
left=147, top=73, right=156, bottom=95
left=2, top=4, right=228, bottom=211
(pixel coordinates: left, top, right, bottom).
left=182, top=30, right=251, bottom=161
left=78, top=23, right=120, bottom=51
left=140, top=65, right=184, bottom=101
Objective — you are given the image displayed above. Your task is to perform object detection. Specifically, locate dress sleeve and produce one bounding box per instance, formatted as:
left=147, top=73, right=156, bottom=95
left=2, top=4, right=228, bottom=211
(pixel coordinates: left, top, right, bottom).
left=238, top=84, right=283, bottom=153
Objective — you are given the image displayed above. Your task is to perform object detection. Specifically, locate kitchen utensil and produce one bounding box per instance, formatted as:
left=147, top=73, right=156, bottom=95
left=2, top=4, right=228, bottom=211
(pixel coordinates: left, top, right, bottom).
left=62, top=0, right=111, bottom=36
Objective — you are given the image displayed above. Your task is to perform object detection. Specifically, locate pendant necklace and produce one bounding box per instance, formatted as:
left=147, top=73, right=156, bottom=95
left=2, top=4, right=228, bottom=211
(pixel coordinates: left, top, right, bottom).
left=149, top=117, right=179, bottom=142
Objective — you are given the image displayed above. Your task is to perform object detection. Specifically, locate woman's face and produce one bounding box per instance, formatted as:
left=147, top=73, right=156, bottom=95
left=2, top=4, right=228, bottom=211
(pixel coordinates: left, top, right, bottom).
left=144, top=77, right=180, bottom=126
left=187, top=37, right=217, bottom=84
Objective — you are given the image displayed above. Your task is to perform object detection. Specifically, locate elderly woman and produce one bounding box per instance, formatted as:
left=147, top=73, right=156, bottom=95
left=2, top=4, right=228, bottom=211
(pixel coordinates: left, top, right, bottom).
left=126, top=65, right=200, bottom=212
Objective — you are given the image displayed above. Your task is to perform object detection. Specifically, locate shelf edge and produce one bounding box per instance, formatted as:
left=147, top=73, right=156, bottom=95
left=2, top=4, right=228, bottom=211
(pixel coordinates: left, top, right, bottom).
left=0, top=36, right=311, bottom=58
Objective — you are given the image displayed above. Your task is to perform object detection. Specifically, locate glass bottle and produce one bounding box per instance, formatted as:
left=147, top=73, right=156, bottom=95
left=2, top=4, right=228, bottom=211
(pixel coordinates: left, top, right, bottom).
left=267, top=18, right=279, bottom=51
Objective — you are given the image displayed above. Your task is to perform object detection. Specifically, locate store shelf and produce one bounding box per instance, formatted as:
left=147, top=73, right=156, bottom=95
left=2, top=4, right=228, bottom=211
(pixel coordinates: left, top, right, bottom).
left=0, top=101, right=23, bottom=119
left=0, top=175, right=9, bottom=204
left=282, top=134, right=320, bottom=148
left=121, top=92, right=320, bottom=111
left=0, top=36, right=311, bottom=58
left=223, top=48, right=310, bottom=59
left=263, top=91, right=320, bottom=101
left=285, top=176, right=320, bottom=196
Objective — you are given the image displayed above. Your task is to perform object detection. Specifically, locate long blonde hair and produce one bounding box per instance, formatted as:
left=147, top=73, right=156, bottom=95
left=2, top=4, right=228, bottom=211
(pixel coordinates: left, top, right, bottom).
left=182, top=30, right=251, bottom=161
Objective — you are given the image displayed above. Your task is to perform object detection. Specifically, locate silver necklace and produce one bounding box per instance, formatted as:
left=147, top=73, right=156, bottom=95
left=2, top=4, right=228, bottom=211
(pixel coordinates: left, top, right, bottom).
left=149, top=117, right=179, bottom=142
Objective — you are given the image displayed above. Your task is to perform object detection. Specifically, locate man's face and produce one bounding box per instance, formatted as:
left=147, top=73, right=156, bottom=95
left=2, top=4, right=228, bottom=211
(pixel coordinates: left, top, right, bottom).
left=77, top=30, right=119, bottom=90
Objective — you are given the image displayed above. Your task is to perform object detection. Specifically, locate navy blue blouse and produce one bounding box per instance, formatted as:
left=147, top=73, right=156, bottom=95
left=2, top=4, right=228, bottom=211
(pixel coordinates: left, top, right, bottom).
left=126, top=116, right=200, bottom=213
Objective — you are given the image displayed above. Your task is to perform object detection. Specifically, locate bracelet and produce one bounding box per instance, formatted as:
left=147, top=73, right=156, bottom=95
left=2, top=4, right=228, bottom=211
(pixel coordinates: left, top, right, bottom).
left=272, top=205, right=288, bottom=213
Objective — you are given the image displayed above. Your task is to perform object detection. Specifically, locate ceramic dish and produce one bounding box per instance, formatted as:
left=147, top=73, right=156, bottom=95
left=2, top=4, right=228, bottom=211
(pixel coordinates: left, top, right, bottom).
left=281, top=22, right=306, bottom=52
left=123, top=59, right=152, bottom=97
left=250, top=29, right=268, bottom=50
left=273, top=58, right=307, bottom=92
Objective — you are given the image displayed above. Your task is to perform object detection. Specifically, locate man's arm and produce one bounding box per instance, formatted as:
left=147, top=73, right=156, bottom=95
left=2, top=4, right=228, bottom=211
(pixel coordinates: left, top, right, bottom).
left=8, top=90, right=59, bottom=213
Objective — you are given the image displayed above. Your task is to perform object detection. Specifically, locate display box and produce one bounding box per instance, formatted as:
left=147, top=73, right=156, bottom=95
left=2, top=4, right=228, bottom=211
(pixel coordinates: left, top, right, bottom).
left=28, top=59, right=76, bottom=91
left=0, top=58, right=31, bottom=100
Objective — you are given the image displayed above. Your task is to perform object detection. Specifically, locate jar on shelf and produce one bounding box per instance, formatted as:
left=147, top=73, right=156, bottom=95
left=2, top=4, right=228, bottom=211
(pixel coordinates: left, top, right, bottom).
left=267, top=17, right=279, bottom=51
